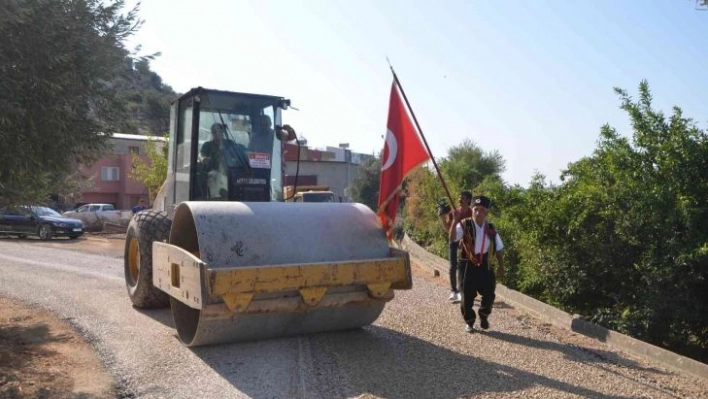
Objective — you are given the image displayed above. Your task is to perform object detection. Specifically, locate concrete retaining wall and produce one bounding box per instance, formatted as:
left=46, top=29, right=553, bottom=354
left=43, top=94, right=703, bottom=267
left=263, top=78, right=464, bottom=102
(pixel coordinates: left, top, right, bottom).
left=401, top=234, right=708, bottom=382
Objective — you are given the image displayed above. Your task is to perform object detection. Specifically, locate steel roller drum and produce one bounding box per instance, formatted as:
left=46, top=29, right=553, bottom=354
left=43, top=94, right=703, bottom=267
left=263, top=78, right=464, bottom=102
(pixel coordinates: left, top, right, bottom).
left=166, top=201, right=395, bottom=346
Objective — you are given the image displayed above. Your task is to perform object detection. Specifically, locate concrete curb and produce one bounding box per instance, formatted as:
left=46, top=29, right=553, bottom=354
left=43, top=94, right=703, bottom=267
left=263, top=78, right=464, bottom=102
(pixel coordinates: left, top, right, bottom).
left=401, top=234, right=708, bottom=382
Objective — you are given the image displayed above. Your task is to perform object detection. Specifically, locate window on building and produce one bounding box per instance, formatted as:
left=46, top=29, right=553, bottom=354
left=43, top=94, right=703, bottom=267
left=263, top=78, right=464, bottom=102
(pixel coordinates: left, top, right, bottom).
left=101, top=167, right=120, bottom=181
left=129, top=146, right=140, bottom=155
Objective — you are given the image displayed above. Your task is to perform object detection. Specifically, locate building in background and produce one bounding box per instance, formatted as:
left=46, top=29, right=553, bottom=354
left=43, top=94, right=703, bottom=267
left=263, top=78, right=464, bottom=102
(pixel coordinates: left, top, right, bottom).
left=74, top=135, right=375, bottom=210
left=283, top=142, right=376, bottom=202
left=74, top=133, right=165, bottom=210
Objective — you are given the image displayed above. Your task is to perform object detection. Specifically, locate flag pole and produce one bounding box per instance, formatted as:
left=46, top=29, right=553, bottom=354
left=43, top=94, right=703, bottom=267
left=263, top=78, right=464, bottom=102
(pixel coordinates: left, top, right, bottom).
left=386, top=61, right=455, bottom=210
left=386, top=60, right=473, bottom=256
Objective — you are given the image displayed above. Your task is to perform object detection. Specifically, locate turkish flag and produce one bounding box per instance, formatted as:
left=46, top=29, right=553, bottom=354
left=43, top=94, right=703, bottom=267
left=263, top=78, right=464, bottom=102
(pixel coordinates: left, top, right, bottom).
left=377, top=82, right=430, bottom=240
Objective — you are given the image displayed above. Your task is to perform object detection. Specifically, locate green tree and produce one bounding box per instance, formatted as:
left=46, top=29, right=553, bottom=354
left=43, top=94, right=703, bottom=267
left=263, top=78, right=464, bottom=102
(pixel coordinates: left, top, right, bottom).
left=0, top=0, right=141, bottom=207
left=348, top=156, right=382, bottom=211
left=130, top=134, right=169, bottom=204
left=508, top=81, right=708, bottom=361
left=439, top=139, right=506, bottom=193
left=403, top=139, right=506, bottom=257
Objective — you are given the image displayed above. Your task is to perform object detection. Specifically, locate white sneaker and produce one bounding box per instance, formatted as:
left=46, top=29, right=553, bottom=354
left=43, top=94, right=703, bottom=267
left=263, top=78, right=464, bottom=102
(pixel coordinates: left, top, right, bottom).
left=454, top=292, right=462, bottom=303
left=465, top=324, right=474, bottom=333
left=448, top=291, right=457, bottom=301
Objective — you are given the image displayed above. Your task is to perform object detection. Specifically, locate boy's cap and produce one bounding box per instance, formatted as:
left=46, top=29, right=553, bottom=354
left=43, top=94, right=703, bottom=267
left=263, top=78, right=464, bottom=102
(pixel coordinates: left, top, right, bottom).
left=472, top=195, right=490, bottom=208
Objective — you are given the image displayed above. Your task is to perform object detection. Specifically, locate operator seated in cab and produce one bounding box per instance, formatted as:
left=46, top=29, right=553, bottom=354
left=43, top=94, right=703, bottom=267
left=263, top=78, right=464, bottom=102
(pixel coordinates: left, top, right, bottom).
left=199, top=123, right=248, bottom=199
left=249, top=115, right=275, bottom=153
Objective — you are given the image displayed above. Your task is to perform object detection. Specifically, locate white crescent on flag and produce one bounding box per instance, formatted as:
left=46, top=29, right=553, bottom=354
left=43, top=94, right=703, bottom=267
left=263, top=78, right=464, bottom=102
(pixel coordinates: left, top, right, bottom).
left=381, top=128, right=398, bottom=171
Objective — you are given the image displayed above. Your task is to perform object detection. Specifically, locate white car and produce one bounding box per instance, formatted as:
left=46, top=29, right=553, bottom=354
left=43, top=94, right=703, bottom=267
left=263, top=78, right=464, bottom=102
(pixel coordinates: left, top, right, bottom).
left=62, top=203, right=123, bottom=227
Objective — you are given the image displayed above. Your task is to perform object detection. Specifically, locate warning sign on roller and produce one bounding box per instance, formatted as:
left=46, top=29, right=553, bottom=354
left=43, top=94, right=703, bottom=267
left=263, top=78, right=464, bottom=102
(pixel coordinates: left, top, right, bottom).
left=248, top=153, right=271, bottom=169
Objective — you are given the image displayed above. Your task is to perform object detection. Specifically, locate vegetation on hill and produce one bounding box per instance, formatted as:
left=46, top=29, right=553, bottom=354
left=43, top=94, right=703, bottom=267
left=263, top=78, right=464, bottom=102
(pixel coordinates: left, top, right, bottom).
left=118, top=59, right=177, bottom=136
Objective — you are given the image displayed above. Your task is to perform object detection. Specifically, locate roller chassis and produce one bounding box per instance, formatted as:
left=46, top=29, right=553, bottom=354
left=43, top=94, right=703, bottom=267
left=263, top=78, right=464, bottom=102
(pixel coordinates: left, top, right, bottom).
left=123, top=87, right=414, bottom=346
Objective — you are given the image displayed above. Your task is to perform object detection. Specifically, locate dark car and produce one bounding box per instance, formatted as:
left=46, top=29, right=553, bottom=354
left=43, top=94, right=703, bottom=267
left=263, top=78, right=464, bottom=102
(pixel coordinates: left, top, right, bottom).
left=0, top=205, right=85, bottom=240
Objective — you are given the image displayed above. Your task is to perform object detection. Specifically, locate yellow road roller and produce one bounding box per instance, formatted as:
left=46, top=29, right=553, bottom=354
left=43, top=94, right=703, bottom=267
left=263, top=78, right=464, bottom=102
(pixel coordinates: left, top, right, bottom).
left=124, top=87, right=412, bottom=347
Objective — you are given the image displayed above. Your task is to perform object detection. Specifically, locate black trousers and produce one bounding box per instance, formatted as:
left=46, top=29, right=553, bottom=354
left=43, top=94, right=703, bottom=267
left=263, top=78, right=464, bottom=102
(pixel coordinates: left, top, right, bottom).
left=448, top=241, right=459, bottom=292
left=459, top=260, right=496, bottom=326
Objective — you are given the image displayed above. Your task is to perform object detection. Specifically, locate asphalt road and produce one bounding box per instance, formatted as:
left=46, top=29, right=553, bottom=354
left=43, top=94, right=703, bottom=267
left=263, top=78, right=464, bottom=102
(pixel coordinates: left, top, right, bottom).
left=0, top=238, right=705, bottom=399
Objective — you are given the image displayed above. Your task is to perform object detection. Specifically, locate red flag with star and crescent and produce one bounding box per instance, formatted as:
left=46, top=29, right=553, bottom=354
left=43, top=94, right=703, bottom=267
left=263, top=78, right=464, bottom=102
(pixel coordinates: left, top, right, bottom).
left=377, top=82, right=430, bottom=240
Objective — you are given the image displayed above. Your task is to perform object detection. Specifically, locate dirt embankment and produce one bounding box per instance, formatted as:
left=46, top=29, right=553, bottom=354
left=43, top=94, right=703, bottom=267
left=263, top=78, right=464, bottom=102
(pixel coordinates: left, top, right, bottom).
left=0, top=296, right=117, bottom=398
left=0, top=234, right=125, bottom=398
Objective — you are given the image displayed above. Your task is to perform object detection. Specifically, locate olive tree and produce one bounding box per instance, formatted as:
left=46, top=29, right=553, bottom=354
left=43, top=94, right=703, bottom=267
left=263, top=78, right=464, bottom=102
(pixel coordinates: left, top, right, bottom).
left=0, top=0, right=141, bottom=207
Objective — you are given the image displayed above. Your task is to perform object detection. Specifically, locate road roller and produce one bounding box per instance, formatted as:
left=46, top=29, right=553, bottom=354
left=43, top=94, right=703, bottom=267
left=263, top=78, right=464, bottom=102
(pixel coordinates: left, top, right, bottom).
left=123, top=87, right=412, bottom=346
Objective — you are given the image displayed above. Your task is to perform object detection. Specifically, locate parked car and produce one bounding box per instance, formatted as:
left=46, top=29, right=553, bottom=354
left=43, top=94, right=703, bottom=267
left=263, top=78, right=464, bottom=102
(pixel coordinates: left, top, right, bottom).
left=0, top=206, right=85, bottom=240
left=62, top=203, right=124, bottom=229
left=62, top=203, right=118, bottom=217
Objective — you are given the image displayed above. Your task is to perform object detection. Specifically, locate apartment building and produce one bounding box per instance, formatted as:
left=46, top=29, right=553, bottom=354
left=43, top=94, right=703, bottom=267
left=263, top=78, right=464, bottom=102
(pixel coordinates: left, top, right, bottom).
left=76, top=133, right=165, bottom=210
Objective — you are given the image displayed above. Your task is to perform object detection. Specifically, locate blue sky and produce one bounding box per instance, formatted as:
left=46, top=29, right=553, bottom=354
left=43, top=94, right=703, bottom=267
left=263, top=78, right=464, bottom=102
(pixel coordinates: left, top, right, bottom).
left=125, top=0, right=708, bottom=187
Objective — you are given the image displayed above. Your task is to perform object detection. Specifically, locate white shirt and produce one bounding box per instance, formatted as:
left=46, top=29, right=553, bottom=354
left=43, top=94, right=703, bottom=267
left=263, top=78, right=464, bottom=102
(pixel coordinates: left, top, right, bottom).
left=454, top=220, right=504, bottom=254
